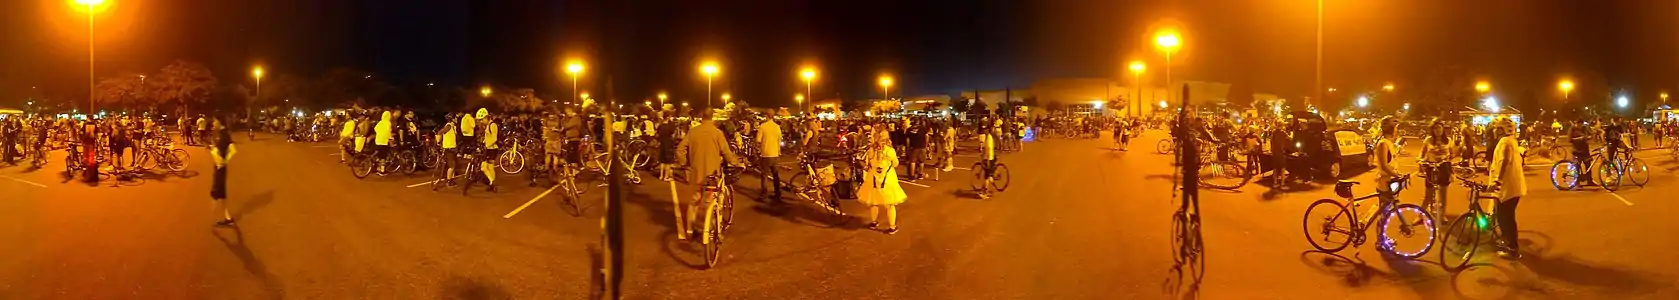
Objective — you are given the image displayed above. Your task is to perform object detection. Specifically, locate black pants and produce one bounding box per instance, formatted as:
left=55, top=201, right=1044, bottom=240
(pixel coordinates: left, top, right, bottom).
left=1495, top=197, right=1521, bottom=252
left=758, top=156, right=780, bottom=201
left=905, top=147, right=924, bottom=178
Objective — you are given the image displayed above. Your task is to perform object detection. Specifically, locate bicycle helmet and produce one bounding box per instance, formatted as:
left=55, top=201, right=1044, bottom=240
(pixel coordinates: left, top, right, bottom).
left=476, top=108, right=489, bottom=119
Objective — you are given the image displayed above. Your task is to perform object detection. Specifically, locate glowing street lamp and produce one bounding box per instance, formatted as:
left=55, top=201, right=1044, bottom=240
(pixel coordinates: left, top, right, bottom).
left=657, top=92, right=668, bottom=107
left=1663, top=92, right=1669, bottom=103
left=480, top=86, right=492, bottom=98
left=75, top=0, right=110, bottom=116
left=721, top=93, right=732, bottom=104
left=566, top=61, right=585, bottom=107
left=1475, top=81, right=1491, bottom=93
left=878, top=75, right=894, bottom=102
left=1356, top=96, right=1369, bottom=108
left=800, top=67, right=817, bottom=113
left=701, top=62, right=720, bottom=110
left=1617, top=95, right=1630, bottom=108
left=1153, top=30, right=1181, bottom=97
left=1558, top=80, right=1574, bottom=101
left=1128, top=61, right=1146, bottom=117
left=250, top=66, right=264, bottom=139
left=1382, top=83, right=1394, bottom=92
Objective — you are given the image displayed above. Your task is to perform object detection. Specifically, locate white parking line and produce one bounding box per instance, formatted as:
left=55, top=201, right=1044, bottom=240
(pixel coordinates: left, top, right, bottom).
left=405, top=181, right=433, bottom=188
left=1609, top=192, right=1635, bottom=206
left=0, top=175, right=46, bottom=188
left=504, top=185, right=562, bottom=218
left=310, top=145, right=337, bottom=148
left=901, top=181, right=930, bottom=188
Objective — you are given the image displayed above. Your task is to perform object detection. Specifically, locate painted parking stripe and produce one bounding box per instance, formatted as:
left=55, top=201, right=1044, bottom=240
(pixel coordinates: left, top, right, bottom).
left=504, top=184, right=562, bottom=218
left=0, top=175, right=46, bottom=188
left=900, top=181, right=930, bottom=188
left=1609, top=192, right=1635, bottom=206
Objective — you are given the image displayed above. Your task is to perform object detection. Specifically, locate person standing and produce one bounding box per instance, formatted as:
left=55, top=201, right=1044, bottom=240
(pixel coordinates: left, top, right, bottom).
left=210, top=117, right=238, bottom=227
left=437, top=115, right=460, bottom=186
left=675, top=110, right=742, bottom=240
left=904, top=119, right=927, bottom=180
left=338, top=114, right=358, bottom=163
left=755, top=115, right=783, bottom=203
left=858, top=126, right=906, bottom=234
left=1417, top=121, right=1457, bottom=218
left=472, top=111, right=499, bottom=192
left=459, top=110, right=478, bottom=157
left=195, top=115, right=209, bottom=146
left=1487, top=122, right=1527, bottom=259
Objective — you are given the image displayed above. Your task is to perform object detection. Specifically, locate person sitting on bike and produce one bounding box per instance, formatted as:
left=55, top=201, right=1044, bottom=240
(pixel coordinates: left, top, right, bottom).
left=1486, top=121, right=1527, bottom=259
left=1416, top=119, right=1456, bottom=216
left=1567, top=119, right=1594, bottom=186
left=373, top=111, right=395, bottom=172
left=338, top=113, right=358, bottom=163
left=674, top=110, right=743, bottom=240
left=1603, top=119, right=1626, bottom=165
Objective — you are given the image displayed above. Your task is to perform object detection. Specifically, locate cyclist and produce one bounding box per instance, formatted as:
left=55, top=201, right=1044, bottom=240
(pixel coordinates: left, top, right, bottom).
left=437, top=115, right=460, bottom=186
left=1567, top=119, right=1595, bottom=186
left=1365, top=117, right=1406, bottom=227
left=755, top=113, right=783, bottom=203
left=537, top=111, right=563, bottom=186
left=1603, top=119, right=1626, bottom=165
left=470, top=109, right=499, bottom=192
left=674, top=110, right=742, bottom=240
left=459, top=110, right=478, bottom=158
left=338, top=113, right=358, bottom=163
left=1486, top=121, right=1527, bottom=259
left=977, top=125, right=1000, bottom=199
left=1416, top=119, right=1456, bottom=216
left=373, top=111, right=394, bottom=173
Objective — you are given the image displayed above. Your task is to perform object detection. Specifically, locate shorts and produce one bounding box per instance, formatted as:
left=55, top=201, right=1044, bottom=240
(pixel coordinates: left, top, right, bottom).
left=210, top=166, right=229, bottom=199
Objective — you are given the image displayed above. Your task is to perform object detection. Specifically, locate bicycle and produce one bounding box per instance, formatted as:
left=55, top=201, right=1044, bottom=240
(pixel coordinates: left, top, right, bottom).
left=1156, top=137, right=1176, bottom=154
left=1196, top=141, right=1251, bottom=190
left=1602, top=148, right=1649, bottom=187
left=497, top=138, right=527, bottom=175
left=969, top=159, right=1010, bottom=196
left=786, top=153, right=844, bottom=217
left=132, top=143, right=190, bottom=172
left=1438, top=168, right=1505, bottom=270
left=692, top=171, right=737, bottom=269
left=1302, top=174, right=1436, bottom=259
left=1549, top=147, right=1622, bottom=191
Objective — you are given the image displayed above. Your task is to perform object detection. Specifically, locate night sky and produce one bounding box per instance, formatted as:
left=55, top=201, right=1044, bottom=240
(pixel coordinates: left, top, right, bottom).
left=3, top=0, right=1677, bottom=110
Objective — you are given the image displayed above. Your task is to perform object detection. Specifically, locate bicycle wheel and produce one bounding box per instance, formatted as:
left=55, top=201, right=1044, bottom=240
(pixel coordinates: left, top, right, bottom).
left=421, top=147, right=439, bottom=169
left=627, top=140, right=651, bottom=169
left=1549, top=160, right=1580, bottom=191
left=1302, top=199, right=1354, bottom=253
left=560, top=176, right=582, bottom=216
left=702, top=199, right=725, bottom=269
left=721, top=187, right=736, bottom=230
left=1197, top=161, right=1250, bottom=190
left=990, top=163, right=1011, bottom=192
left=1596, top=161, right=1622, bottom=192
left=134, top=150, right=158, bottom=170
left=1626, top=158, right=1649, bottom=186
left=1438, top=210, right=1484, bottom=271
left=167, top=149, right=190, bottom=172
left=1156, top=139, right=1173, bottom=154
left=397, top=150, right=419, bottom=175
left=1378, top=203, right=1435, bottom=259
left=499, top=150, right=525, bottom=174
left=350, top=155, right=374, bottom=179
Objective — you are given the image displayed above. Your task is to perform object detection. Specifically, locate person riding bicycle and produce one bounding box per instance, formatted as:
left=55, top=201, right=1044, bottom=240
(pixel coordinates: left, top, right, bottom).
left=674, top=110, right=743, bottom=240
left=338, top=113, right=358, bottom=163
left=1602, top=119, right=1627, bottom=165
left=977, top=125, right=1001, bottom=199
left=1567, top=119, right=1595, bottom=186
left=373, top=111, right=395, bottom=172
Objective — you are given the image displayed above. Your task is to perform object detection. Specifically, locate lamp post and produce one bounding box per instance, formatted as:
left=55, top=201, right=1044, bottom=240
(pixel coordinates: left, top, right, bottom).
left=800, top=67, right=816, bottom=115
left=1558, top=80, right=1574, bottom=102
left=567, top=62, right=584, bottom=109
left=1128, top=61, right=1146, bottom=117
left=251, top=66, right=263, bottom=139
left=878, top=75, right=894, bottom=108
left=1153, top=31, right=1180, bottom=104
left=75, top=0, right=108, bottom=117
left=701, top=63, right=719, bottom=111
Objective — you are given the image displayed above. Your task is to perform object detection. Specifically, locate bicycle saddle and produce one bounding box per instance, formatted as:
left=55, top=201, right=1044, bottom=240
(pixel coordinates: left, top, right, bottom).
left=1334, top=180, right=1359, bottom=198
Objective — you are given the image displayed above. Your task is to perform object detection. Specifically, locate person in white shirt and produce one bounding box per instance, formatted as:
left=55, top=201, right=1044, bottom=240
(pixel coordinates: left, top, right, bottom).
left=755, top=115, right=783, bottom=203
left=1486, top=121, right=1528, bottom=259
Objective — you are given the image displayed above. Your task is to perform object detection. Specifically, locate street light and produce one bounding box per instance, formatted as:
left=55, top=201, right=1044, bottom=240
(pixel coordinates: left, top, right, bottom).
left=1617, top=95, right=1630, bottom=108
left=251, top=66, right=264, bottom=139
left=1556, top=80, right=1574, bottom=103
left=1128, top=60, right=1146, bottom=117
left=800, top=67, right=817, bottom=114
left=1356, top=96, right=1369, bottom=108
left=74, top=0, right=109, bottom=117
left=1382, top=83, right=1395, bottom=92
left=480, top=86, right=492, bottom=98
left=1153, top=30, right=1181, bottom=98
left=657, top=92, right=668, bottom=108
left=1475, top=81, right=1491, bottom=93
left=878, top=75, right=894, bottom=103
left=1663, top=92, right=1669, bottom=103
left=566, top=61, right=585, bottom=108
left=701, top=62, right=720, bottom=110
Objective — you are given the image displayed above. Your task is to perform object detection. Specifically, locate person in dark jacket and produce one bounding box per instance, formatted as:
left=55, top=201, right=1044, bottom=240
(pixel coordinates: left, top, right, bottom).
left=905, top=120, right=928, bottom=180
left=210, top=117, right=238, bottom=227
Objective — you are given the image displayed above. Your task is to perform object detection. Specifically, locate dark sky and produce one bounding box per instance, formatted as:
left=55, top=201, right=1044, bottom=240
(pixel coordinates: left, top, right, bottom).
left=3, top=0, right=1677, bottom=110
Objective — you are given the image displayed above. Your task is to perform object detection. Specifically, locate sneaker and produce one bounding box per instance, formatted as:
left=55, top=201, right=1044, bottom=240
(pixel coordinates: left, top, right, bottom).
left=866, top=222, right=880, bottom=229
left=1496, top=250, right=1522, bottom=260
left=214, top=219, right=236, bottom=227
left=883, top=227, right=899, bottom=235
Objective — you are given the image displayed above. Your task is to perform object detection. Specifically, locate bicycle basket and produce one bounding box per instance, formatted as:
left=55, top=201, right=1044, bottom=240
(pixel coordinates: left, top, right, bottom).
left=815, top=165, right=838, bottom=186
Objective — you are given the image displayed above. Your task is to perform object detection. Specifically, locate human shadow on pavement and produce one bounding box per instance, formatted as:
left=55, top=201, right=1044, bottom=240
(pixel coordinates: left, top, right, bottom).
left=1517, top=252, right=1674, bottom=298
left=213, top=226, right=285, bottom=300
left=236, top=190, right=278, bottom=220
left=1449, top=263, right=1526, bottom=300
left=440, top=275, right=513, bottom=300
left=1300, top=250, right=1395, bottom=288
left=750, top=201, right=857, bottom=229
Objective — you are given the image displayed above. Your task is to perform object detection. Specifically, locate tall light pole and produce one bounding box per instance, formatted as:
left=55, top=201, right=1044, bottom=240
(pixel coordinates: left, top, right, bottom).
left=878, top=75, right=894, bottom=106
left=800, top=67, right=816, bottom=115
left=1314, top=0, right=1323, bottom=112
left=701, top=62, right=719, bottom=111
left=567, top=62, right=584, bottom=109
left=251, top=66, right=263, bottom=139
left=1558, top=80, right=1574, bottom=102
left=795, top=94, right=805, bottom=115
left=1129, top=61, right=1146, bottom=117
left=76, top=0, right=108, bottom=117
left=1154, top=31, right=1180, bottom=104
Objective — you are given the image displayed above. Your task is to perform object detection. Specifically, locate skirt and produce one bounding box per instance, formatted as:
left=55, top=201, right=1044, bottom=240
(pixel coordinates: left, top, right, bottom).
left=210, top=166, right=228, bottom=199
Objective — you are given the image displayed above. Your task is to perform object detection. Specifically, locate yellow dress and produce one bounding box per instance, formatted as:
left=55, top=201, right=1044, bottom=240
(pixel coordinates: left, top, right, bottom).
left=859, top=147, right=907, bottom=206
